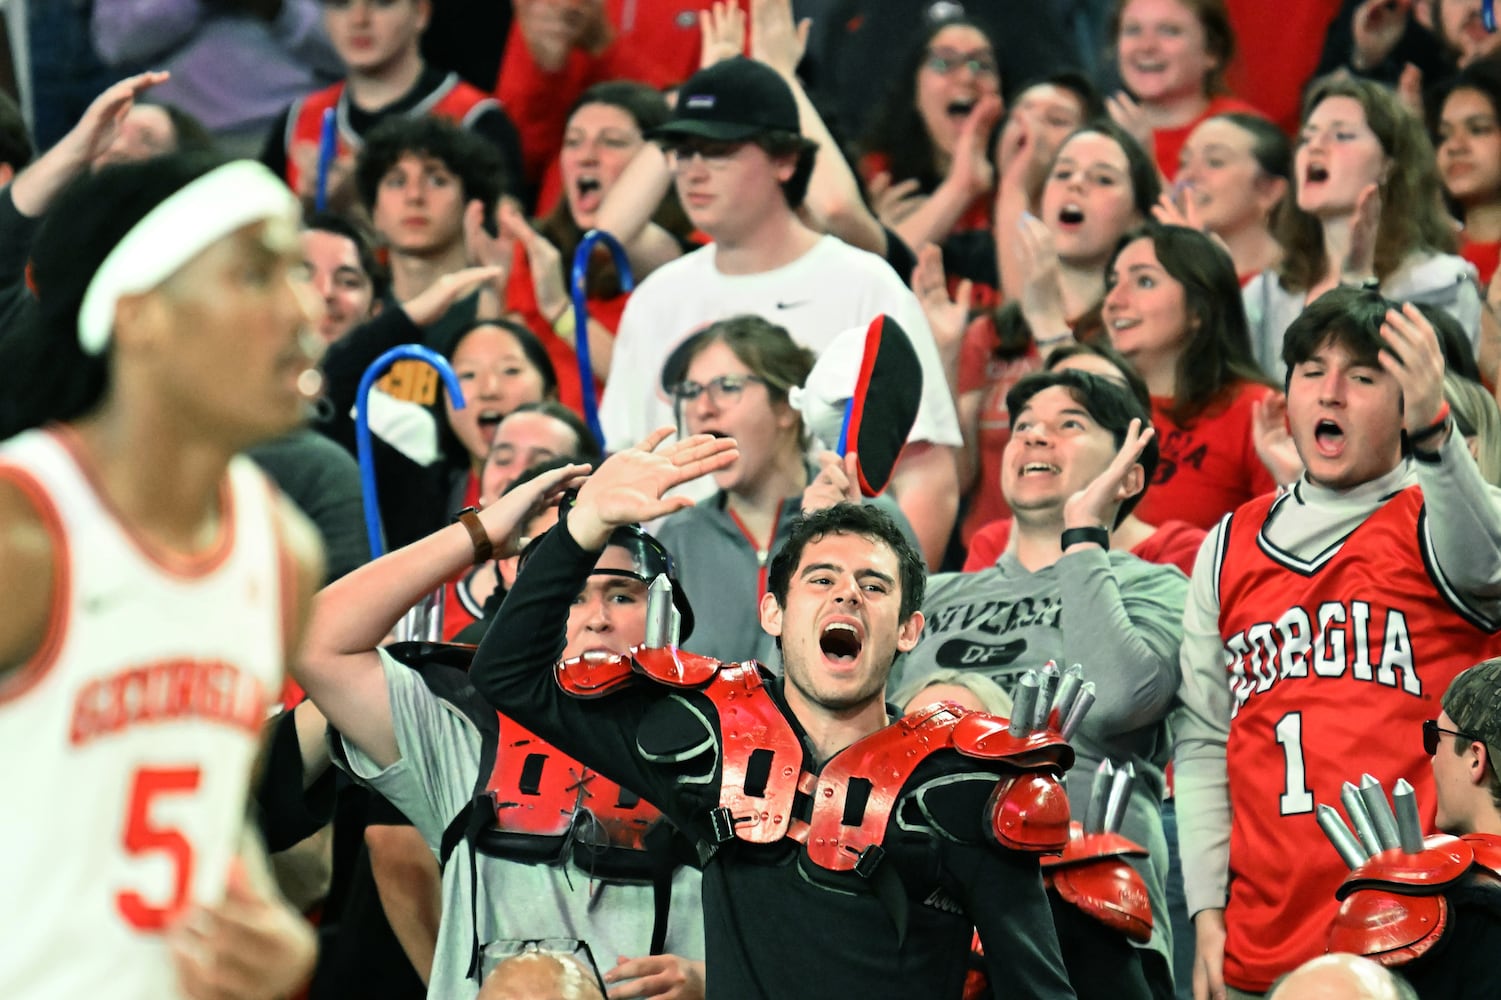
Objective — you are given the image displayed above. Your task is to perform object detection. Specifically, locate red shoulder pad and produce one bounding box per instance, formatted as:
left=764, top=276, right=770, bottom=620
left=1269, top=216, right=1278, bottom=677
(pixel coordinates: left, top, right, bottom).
left=1051, top=853, right=1154, bottom=944
left=1328, top=889, right=1448, bottom=966
left=555, top=650, right=636, bottom=698
left=702, top=663, right=803, bottom=844
left=629, top=645, right=724, bottom=688
left=987, top=772, right=1072, bottom=853
left=1461, top=833, right=1501, bottom=877
left=1042, top=831, right=1150, bottom=870
left=798, top=702, right=967, bottom=872
left=950, top=712, right=1075, bottom=773
left=1336, top=836, right=1474, bottom=900
left=488, top=715, right=661, bottom=848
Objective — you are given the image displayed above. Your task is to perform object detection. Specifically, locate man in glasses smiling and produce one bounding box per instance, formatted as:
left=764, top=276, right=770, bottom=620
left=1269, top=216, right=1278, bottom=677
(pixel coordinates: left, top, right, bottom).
left=599, top=56, right=964, bottom=570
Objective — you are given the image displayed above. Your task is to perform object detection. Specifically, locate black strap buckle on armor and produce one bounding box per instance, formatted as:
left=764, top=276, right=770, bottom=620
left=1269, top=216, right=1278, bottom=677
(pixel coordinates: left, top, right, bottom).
left=709, top=806, right=739, bottom=843
left=852, top=843, right=886, bottom=879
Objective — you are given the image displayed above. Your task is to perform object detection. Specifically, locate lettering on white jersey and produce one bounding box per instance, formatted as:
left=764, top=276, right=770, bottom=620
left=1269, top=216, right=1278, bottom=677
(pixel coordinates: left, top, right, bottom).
left=70, top=659, right=266, bottom=746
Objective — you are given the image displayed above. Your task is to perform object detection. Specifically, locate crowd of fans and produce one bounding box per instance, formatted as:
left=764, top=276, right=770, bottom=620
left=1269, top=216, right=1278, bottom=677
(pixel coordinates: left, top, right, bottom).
left=8, top=0, right=1501, bottom=998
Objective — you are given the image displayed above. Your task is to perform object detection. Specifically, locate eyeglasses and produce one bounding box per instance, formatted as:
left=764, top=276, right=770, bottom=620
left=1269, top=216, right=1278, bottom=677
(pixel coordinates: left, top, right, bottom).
left=924, top=47, right=999, bottom=78
left=671, top=374, right=767, bottom=406
left=480, top=938, right=609, bottom=997
left=1423, top=718, right=1485, bottom=756
left=662, top=139, right=746, bottom=168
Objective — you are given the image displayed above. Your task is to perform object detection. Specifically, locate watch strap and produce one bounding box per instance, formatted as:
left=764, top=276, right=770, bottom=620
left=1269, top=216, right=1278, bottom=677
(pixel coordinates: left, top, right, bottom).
left=1061, top=526, right=1110, bottom=552
left=455, top=507, right=494, bottom=564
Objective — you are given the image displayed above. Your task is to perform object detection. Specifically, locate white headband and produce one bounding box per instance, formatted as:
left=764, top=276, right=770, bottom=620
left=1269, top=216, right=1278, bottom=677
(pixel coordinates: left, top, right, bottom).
left=77, top=160, right=300, bottom=356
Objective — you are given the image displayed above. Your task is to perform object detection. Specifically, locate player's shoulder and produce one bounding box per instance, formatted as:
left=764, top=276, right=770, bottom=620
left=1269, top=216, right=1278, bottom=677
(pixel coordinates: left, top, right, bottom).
left=270, top=486, right=326, bottom=600
left=0, top=467, right=63, bottom=672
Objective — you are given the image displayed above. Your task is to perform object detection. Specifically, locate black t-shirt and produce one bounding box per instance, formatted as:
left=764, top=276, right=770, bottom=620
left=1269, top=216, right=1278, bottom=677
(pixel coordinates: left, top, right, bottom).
left=468, top=517, right=1078, bottom=1000
left=1398, top=875, right=1501, bottom=1000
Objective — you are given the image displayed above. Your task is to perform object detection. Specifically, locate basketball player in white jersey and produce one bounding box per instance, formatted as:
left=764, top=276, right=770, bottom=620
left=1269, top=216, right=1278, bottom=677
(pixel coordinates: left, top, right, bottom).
left=0, top=150, right=326, bottom=999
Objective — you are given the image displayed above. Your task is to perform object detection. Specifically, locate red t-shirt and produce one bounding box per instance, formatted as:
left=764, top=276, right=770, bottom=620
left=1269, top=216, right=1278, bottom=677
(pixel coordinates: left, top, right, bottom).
left=504, top=241, right=628, bottom=419
left=1134, top=381, right=1278, bottom=530
left=1154, top=95, right=1265, bottom=182
left=1224, top=0, right=1343, bottom=133
left=961, top=517, right=1204, bottom=577
left=1462, top=236, right=1500, bottom=289
left=955, top=313, right=1041, bottom=545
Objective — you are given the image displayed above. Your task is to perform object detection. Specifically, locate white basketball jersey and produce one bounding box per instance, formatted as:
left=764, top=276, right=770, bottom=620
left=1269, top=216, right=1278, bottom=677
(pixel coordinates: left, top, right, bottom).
left=0, top=428, right=288, bottom=999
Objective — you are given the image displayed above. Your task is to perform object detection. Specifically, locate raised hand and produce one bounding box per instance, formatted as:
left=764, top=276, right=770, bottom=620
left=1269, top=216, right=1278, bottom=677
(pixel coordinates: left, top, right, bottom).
left=288, top=142, right=356, bottom=207
left=912, top=243, right=973, bottom=364
left=1378, top=302, right=1447, bottom=435
left=802, top=451, right=862, bottom=512
left=1016, top=213, right=1070, bottom=341
left=868, top=171, right=926, bottom=228
left=498, top=200, right=568, bottom=323
left=480, top=462, right=592, bottom=558
left=1061, top=418, right=1155, bottom=531
left=1350, top=0, right=1412, bottom=71
left=950, top=94, right=1003, bottom=198
left=699, top=0, right=746, bottom=70
left=1106, top=91, right=1155, bottom=160
left=69, top=70, right=171, bottom=165
left=465, top=199, right=516, bottom=273
left=568, top=429, right=739, bottom=547
left=749, top=0, right=810, bottom=77
left=1251, top=393, right=1304, bottom=486
left=1152, top=187, right=1204, bottom=231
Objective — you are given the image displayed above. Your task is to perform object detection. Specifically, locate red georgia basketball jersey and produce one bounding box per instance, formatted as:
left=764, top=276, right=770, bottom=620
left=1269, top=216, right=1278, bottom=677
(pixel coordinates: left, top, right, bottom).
left=1214, top=485, right=1501, bottom=991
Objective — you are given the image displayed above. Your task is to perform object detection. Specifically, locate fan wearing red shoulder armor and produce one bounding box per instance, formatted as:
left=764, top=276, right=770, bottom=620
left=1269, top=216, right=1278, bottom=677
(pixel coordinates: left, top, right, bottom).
left=1320, top=660, right=1501, bottom=1000
left=291, top=462, right=707, bottom=1000
left=1175, top=287, right=1501, bottom=998
left=470, top=429, right=1079, bottom=1000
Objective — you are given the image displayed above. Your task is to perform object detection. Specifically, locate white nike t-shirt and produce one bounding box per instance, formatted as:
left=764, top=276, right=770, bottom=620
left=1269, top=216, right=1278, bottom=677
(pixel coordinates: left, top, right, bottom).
left=599, top=236, right=961, bottom=457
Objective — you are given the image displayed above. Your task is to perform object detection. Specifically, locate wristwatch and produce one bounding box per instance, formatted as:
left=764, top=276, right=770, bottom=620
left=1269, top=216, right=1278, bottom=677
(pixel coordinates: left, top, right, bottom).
left=454, top=506, right=494, bottom=564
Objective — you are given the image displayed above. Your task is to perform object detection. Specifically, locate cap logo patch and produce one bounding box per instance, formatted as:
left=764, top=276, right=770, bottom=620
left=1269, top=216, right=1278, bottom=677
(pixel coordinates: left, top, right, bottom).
left=685, top=95, right=716, bottom=109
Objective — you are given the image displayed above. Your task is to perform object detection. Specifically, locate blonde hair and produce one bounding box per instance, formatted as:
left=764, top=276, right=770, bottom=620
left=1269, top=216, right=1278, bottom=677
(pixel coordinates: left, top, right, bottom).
left=1445, top=373, right=1501, bottom=486
left=893, top=668, right=1014, bottom=715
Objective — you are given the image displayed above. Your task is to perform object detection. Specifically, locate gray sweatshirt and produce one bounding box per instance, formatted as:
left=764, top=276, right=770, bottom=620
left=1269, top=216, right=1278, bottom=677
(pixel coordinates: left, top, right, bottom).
left=902, top=549, right=1189, bottom=968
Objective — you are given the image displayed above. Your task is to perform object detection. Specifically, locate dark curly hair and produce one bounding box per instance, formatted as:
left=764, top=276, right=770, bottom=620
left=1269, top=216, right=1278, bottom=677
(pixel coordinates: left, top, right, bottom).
left=354, top=115, right=507, bottom=216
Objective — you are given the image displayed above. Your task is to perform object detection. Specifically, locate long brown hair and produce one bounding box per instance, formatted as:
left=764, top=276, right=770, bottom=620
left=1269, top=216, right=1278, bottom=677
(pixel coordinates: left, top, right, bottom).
left=1276, top=75, right=1457, bottom=292
left=538, top=82, right=692, bottom=300
left=1106, top=224, right=1271, bottom=424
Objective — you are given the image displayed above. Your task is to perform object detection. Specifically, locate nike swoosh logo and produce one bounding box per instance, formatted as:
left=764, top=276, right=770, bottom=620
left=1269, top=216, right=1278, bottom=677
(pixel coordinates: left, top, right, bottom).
left=775, top=300, right=810, bottom=309
left=83, top=588, right=132, bottom=614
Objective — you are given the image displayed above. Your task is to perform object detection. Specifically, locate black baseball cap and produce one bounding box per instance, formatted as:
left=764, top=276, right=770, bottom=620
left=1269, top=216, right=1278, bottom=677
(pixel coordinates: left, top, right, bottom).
left=652, top=57, right=800, bottom=142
